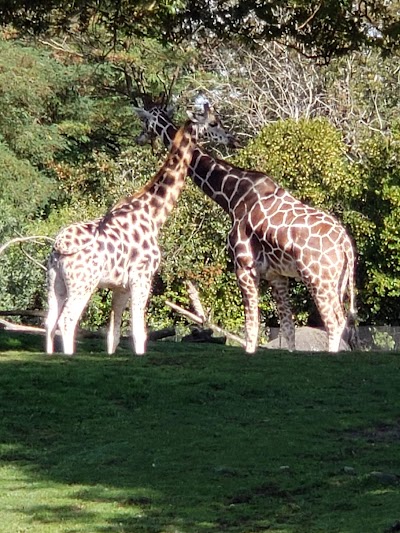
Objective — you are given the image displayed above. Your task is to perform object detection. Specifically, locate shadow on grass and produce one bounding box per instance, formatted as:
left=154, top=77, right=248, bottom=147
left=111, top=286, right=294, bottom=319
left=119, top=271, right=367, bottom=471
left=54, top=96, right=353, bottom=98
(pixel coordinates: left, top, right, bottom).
left=0, top=331, right=400, bottom=532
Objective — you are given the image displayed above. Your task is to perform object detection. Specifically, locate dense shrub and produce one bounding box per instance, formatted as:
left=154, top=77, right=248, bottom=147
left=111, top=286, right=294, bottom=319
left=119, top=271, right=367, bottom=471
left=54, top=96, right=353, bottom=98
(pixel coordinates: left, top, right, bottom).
left=353, top=127, right=400, bottom=324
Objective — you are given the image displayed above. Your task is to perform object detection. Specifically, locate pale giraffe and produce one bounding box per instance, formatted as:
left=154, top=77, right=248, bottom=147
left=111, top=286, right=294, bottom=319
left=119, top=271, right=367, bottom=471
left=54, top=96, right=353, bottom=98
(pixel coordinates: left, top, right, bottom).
left=134, top=103, right=357, bottom=353
left=45, top=112, right=213, bottom=356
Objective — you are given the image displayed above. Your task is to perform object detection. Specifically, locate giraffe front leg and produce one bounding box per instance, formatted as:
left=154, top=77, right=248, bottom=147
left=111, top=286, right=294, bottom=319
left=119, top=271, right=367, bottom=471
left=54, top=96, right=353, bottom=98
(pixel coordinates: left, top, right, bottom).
left=269, top=277, right=295, bottom=351
left=107, top=289, right=130, bottom=354
left=236, top=266, right=260, bottom=354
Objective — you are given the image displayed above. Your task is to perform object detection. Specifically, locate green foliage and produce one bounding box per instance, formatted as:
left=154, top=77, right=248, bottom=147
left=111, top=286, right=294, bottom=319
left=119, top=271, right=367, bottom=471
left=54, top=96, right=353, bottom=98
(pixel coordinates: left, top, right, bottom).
left=235, top=118, right=360, bottom=213
left=0, top=143, right=54, bottom=222
left=0, top=40, right=71, bottom=165
left=0, top=41, right=64, bottom=241
left=0, top=41, right=66, bottom=314
left=353, top=129, right=400, bottom=323
left=0, top=245, right=46, bottom=315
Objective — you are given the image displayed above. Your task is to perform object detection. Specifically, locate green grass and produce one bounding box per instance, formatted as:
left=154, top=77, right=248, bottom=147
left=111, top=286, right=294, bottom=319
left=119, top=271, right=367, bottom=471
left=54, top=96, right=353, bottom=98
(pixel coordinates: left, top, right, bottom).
left=0, top=331, right=399, bottom=532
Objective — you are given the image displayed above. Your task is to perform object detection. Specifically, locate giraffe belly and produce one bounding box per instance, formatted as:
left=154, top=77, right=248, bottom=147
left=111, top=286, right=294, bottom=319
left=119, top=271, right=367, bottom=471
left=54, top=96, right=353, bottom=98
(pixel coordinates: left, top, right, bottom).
left=257, top=250, right=299, bottom=280
left=98, top=246, right=160, bottom=291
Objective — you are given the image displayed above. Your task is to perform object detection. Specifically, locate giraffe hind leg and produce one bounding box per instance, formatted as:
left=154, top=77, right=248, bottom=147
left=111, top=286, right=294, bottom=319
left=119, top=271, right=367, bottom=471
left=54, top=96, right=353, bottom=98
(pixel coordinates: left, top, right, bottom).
left=45, top=264, right=67, bottom=354
left=327, top=321, right=347, bottom=352
left=313, top=289, right=346, bottom=352
left=326, top=303, right=347, bottom=353
left=270, top=277, right=295, bottom=351
left=58, top=292, right=93, bottom=355
left=107, top=289, right=130, bottom=354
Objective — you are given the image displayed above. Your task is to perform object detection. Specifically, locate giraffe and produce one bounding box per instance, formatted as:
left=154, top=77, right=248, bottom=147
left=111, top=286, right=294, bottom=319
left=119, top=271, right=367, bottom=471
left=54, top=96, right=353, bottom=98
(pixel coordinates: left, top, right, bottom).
left=134, top=103, right=357, bottom=353
left=45, top=112, right=212, bottom=356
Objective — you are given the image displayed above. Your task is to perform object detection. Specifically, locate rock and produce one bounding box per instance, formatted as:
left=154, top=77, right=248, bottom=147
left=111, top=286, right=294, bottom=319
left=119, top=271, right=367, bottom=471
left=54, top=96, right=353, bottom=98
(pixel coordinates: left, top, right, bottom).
left=265, top=326, right=349, bottom=352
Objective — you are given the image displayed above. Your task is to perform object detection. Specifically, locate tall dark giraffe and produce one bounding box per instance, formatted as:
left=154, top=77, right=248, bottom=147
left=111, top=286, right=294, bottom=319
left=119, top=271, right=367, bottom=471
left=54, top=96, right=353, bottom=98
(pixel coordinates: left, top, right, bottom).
left=134, top=104, right=356, bottom=353
left=46, top=112, right=217, bottom=356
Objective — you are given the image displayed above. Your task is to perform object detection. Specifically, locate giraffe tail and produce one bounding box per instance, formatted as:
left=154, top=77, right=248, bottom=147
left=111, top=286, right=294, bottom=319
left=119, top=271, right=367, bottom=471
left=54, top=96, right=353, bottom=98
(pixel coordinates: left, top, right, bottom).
left=342, top=237, right=359, bottom=350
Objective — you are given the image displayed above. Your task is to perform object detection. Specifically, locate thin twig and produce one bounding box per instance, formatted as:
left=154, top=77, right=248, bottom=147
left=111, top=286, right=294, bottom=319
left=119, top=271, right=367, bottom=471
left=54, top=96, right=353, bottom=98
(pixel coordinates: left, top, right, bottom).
left=19, top=246, right=47, bottom=272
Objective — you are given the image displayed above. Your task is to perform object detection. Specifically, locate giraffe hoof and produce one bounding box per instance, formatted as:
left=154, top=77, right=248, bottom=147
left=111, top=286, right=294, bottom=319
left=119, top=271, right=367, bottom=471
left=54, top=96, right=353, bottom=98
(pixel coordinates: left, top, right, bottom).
left=245, top=347, right=257, bottom=355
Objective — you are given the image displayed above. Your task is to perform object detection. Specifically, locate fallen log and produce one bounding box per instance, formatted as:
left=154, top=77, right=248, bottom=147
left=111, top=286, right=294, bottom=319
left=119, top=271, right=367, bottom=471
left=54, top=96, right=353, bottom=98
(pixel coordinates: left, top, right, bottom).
left=0, top=318, right=175, bottom=342
left=0, top=318, right=44, bottom=334
left=0, top=310, right=46, bottom=318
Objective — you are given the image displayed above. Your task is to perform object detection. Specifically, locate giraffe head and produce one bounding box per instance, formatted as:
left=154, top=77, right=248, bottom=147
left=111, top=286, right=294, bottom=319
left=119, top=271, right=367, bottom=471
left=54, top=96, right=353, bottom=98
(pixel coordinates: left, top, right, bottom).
left=133, top=102, right=241, bottom=149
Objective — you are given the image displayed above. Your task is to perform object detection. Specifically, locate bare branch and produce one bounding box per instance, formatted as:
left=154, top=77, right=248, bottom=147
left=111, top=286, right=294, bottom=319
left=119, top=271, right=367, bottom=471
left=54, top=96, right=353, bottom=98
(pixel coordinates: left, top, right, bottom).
left=165, top=299, right=246, bottom=348
left=19, top=246, right=48, bottom=272
left=297, top=2, right=323, bottom=31
left=38, top=38, right=84, bottom=57
left=0, top=310, right=46, bottom=317
left=186, top=280, right=207, bottom=322
left=0, top=236, right=54, bottom=258
left=165, top=65, right=180, bottom=108
left=165, top=299, right=204, bottom=325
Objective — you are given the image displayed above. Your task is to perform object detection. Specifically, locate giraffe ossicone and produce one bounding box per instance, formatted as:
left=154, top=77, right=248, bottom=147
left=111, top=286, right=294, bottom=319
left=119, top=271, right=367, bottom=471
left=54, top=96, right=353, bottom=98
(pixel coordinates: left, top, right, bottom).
left=45, top=112, right=209, bottom=356
left=134, top=103, right=357, bottom=353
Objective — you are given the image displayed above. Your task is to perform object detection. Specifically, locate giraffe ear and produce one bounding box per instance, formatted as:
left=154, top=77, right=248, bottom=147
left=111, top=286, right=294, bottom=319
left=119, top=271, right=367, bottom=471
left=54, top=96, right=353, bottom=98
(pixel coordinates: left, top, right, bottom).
left=166, top=105, right=174, bottom=118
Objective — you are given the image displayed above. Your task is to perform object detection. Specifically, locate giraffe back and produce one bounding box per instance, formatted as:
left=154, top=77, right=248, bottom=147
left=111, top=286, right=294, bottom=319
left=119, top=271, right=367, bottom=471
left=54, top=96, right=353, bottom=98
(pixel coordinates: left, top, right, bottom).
left=52, top=220, right=100, bottom=255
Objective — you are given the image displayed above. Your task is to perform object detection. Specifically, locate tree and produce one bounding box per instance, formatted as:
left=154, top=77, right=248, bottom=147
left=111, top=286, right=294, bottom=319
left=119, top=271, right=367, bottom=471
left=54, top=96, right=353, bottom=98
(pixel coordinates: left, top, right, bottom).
left=182, top=41, right=400, bottom=147
left=0, top=38, right=151, bottom=318
left=1, top=1, right=398, bottom=62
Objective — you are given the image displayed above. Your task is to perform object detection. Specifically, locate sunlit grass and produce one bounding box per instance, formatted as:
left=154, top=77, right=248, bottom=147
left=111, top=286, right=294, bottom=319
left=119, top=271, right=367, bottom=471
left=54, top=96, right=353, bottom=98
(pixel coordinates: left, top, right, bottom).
left=0, top=331, right=399, bottom=532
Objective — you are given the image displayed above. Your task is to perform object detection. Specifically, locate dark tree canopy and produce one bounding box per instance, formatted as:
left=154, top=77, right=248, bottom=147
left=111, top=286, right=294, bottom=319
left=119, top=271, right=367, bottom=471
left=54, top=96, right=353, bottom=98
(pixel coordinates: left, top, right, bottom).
left=180, top=1, right=400, bottom=60
left=1, top=0, right=399, bottom=61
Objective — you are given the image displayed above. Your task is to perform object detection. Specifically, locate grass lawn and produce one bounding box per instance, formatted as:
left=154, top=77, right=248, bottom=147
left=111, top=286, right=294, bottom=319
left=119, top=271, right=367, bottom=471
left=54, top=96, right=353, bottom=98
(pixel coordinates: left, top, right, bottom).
left=0, top=331, right=399, bottom=532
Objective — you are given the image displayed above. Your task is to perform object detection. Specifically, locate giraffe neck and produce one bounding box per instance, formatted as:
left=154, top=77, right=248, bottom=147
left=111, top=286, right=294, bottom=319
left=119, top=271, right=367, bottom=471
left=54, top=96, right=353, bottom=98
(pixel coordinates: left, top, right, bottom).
left=152, top=117, right=277, bottom=216
left=114, top=121, right=196, bottom=231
